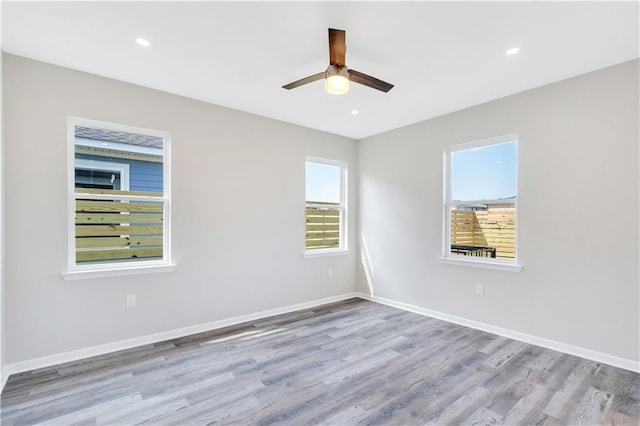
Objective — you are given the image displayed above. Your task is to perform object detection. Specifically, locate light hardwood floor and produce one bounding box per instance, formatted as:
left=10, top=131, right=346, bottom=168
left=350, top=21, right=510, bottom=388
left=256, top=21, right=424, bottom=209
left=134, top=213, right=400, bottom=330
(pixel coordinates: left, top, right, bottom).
left=1, top=298, right=638, bottom=425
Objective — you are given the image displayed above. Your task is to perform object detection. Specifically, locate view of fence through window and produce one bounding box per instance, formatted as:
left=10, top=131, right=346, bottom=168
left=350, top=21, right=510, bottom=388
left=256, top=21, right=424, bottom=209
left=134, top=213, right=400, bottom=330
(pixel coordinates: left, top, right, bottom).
left=449, top=139, right=517, bottom=260
left=73, top=124, right=165, bottom=265
left=305, top=160, right=344, bottom=250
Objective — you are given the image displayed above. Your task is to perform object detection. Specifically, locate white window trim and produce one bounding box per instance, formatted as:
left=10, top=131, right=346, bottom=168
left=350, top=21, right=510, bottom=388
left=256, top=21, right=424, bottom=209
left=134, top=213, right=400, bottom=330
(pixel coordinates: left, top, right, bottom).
left=304, top=156, right=348, bottom=257
left=63, top=117, right=174, bottom=280
left=441, top=133, right=521, bottom=272
left=75, top=158, right=130, bottom=191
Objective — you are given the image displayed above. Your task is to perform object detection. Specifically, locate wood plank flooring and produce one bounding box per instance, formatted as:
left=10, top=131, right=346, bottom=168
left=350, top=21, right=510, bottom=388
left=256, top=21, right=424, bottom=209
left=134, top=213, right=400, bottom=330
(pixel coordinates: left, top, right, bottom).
left=1, top=298, right=638, bottom=425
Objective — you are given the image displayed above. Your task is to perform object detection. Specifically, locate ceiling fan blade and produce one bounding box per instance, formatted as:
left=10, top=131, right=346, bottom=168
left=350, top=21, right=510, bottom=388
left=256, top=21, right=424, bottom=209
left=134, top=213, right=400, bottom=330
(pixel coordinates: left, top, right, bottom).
left=282, top=72, right=325, bottom=90
left=329, top=28, right=346, bottom=67
left=348, top=69, right=394, bottom=93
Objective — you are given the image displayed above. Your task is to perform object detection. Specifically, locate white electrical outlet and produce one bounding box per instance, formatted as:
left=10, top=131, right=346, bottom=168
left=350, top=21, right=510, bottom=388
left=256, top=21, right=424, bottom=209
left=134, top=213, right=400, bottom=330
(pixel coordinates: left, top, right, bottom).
left=126, top=294, right=136, bottom=307
left=328, top=268, right=333, bottom=277
left=475, top=284, right=484, bottom=296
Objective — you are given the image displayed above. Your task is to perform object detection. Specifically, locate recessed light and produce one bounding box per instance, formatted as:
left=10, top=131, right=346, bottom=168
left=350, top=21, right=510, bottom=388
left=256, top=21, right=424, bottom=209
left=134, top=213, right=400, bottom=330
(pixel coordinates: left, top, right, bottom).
left=506, top=47, right=520, bottom=56
left=350, top=110, right=359, bottom=115
left=136, top=38, right=150, bottom=47
left=101, top=142, right=109, bottom=146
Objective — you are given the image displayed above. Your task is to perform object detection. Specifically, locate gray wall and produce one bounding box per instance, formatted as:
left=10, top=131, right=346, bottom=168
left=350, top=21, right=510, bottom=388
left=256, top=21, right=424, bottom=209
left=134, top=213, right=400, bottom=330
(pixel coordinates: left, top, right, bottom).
left=3, top=54, right=358, bottom=363
left=357, top=60, right=639, bottom=362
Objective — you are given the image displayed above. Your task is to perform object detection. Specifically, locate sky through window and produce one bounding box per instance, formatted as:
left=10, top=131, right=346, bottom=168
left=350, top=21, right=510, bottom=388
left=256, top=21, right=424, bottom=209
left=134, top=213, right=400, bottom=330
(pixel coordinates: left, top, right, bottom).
left=451, top=140, right=517, bottom=201
left=306, top=161, right=341, bottom=203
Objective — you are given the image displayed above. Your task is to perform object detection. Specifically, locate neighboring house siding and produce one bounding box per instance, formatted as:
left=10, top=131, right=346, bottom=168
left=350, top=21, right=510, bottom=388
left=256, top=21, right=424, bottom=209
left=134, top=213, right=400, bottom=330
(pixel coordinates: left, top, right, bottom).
left=76, top=153, right=163, bottom=193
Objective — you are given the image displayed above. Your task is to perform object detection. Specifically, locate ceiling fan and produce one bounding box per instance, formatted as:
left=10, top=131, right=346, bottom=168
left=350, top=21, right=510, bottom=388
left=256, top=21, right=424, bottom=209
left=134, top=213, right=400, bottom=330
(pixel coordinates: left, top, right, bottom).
left=282, top=28, right=394, bottom=95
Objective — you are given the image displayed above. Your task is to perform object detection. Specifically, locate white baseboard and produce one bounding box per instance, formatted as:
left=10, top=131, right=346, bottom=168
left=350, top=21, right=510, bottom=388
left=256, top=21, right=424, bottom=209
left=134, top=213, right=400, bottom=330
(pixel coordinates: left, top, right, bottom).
left=2, top=292, right=361, bottom=389
left=356, top=292, right=639, bottom=373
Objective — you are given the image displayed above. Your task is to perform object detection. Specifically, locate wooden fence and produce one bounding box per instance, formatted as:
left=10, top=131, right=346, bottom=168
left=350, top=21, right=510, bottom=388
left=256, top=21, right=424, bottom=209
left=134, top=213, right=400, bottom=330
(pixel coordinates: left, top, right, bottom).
left=305, top=202, right=340, bottom=249
left=451, top=206, right=515, bottom=259
left=75, top=189, right=163, bottom=264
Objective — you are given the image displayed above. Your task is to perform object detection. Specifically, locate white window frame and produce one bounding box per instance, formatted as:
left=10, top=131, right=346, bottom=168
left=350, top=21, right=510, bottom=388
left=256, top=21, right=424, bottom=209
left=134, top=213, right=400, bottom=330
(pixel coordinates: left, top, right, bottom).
left=63, top=117, right=174, bottom=280
left=304, top=156, right=349, bottom=258
left=74, top=158, right=130, bottom=191
left=439, top=134, right=522, bottom=272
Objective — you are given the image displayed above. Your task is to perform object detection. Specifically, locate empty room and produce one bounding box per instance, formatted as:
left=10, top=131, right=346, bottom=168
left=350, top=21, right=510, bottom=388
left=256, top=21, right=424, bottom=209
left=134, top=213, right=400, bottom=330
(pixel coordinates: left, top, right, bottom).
left=0, top=1, right=638, bottom=425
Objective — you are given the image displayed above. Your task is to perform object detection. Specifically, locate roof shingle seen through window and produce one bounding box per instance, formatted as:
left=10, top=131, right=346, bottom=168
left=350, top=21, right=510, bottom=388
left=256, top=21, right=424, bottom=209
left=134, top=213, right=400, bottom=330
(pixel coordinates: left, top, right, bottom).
left=75, top=126, right=163, bottom=148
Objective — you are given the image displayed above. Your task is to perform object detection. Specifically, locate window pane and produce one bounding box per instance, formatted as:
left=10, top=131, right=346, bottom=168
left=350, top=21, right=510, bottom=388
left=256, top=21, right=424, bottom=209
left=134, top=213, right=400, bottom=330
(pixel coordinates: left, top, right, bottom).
left=451, top=141, right=516, bottom=202
left=75, top=198, right=164, bottom=264
left=448, top=139, right=517, bottom=260
left=450, top=204, right=516, bottom=259
left=74, top=125, right=164, bottom=196
left=305, top=161, right=340, bottom=204
left=71, top=122, right=168, bottom=269
left=305, top=206, right=340, bottom=249
left=305, top=160, right=343, bottom=252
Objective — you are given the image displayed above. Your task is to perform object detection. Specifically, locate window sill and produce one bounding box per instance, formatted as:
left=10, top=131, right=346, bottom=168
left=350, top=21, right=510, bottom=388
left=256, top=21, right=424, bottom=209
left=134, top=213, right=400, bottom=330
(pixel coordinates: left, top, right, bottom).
left=303, top=249, right=351, bottom=259
left=62, top=264, right=176, bottom=280
left=437, top=256, right=522, bottom=272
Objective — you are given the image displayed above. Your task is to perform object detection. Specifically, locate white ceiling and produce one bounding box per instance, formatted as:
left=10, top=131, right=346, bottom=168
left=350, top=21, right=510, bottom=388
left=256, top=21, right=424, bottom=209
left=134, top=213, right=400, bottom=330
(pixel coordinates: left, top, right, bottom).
left=2, top=1, right=638, bottom=139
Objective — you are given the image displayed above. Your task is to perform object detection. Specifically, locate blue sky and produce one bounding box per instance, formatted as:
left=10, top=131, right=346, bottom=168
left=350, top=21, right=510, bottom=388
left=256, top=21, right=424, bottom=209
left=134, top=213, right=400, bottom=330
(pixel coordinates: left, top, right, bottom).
left=306, top=161, right=340, bottom=203
left=451, top=140, right=517, bottom=201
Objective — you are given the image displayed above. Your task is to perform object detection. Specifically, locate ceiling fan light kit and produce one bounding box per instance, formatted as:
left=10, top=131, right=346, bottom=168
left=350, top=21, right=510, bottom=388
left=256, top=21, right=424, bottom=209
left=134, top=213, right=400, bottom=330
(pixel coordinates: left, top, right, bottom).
left=325, top=65, right=350, bottom=94
left=283, top=28, right=394, bottom=95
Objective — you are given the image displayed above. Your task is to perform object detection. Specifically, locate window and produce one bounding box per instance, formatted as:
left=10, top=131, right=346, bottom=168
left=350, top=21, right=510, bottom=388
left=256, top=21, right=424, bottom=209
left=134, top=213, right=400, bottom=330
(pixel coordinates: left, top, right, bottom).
left=305, top=158, right=347, bottom=255
left=443, top=135, right=519, bottom=270
left=75, top=159, right=129, bottom=191
left=65, top=117, right=172, bottom=278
